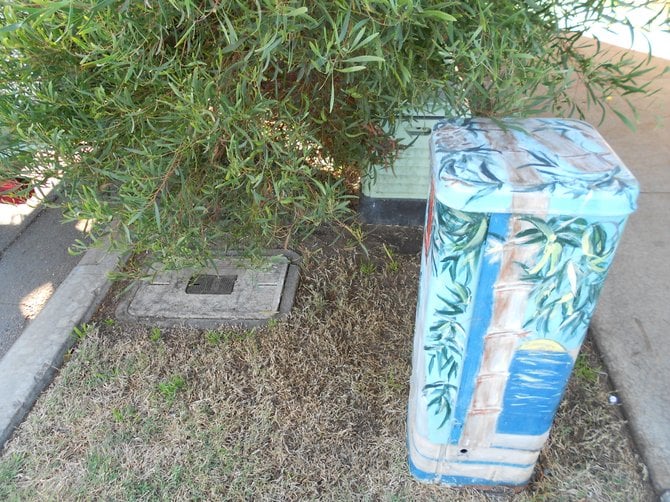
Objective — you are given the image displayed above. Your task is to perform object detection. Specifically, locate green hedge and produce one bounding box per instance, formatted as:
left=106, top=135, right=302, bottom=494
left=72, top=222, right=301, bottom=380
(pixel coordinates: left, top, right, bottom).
left=0, top=1, right=661, bottom=266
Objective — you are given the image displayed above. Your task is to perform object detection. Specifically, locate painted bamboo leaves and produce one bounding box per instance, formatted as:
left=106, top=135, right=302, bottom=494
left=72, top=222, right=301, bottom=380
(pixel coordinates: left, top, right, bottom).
left=423, top=206, right=622, bottom=429
left=516, top=215, right=622, bottom=348
left=432, top=118, right=638, bottom=214
left=518, top=150, right=634, bottom=206
left=424, top=201, right=488, bottom=428
left=435, top=143, right=504, bottom=204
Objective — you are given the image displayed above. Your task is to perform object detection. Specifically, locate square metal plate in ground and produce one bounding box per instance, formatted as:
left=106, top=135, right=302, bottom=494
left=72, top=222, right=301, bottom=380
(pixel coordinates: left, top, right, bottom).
left=185, top=274, right=238, bottom=295
left=116, top=250, right=300, bottom=328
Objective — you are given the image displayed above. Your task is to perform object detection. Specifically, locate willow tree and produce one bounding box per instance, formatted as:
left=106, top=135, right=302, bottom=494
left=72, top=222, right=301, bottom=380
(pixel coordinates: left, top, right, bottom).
left=0, top=0, right=663, bottom=267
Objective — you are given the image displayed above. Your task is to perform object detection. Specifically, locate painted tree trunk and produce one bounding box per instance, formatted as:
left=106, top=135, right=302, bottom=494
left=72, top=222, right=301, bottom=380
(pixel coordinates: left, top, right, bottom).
left=408, top=118, right=638, bottom=487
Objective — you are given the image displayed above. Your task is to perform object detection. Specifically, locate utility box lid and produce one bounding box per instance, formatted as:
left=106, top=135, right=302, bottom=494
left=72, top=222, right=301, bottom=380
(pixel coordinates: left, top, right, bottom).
left=431, top=118, right=639, bottom=216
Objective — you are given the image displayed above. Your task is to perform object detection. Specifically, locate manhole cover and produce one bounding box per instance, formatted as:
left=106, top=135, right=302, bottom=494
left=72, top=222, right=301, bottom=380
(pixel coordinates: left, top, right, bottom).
left=116, top=250, right=300, bottom=328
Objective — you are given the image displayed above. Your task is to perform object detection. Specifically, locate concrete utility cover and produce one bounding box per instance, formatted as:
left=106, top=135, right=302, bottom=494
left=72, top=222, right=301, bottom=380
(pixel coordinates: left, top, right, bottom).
left=117, top=251, right=300, bottom=328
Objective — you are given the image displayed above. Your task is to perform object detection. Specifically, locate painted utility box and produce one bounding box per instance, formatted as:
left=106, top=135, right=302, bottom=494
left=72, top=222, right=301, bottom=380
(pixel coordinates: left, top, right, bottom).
left=408, top=117, right=639, bottom=487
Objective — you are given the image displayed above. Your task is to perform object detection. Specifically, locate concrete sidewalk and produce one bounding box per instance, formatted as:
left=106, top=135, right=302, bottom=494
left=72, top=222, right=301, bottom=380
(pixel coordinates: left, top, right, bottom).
left=588, top=50, right=670, bottom=498
left=0, top=183, right=125, bottom=447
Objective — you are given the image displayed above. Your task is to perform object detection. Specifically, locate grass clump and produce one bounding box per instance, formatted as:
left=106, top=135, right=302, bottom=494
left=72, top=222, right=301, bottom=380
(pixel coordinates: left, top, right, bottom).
left=157, top=375, right=187, bottom=405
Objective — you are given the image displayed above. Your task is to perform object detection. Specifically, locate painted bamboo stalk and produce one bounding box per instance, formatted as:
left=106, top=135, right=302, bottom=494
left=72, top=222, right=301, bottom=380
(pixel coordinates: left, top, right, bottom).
left=459, top=197, right=549, bottom=448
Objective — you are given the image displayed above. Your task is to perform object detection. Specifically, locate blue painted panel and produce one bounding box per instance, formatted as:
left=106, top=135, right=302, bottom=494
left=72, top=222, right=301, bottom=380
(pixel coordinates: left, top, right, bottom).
left=496, top=349, right=574, bottom=436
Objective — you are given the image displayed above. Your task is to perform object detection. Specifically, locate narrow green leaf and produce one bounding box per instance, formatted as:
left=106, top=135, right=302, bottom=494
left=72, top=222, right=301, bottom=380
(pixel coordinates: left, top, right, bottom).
left=422, top=10, right=457, bottom=23
left=337, top=10, right=350, bottom=43
left=336, top=65, right=367, bottom=73
left=0, top=23, right=22, bottom=35
left=153, top=201, right=161, bottom=231
left=350, top=31, right=379, bottom=50
left=285, top=7, right=308, bottom=17
left=613, top=109, right=637, bottom=132
left=127, top=209, right=144, bottom=226
left=343, top=55, right=385, bottom=64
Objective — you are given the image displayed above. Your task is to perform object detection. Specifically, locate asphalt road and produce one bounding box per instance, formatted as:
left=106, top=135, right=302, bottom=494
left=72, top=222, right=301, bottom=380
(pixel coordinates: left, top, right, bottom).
left=0, top=206, right=84, bottom=358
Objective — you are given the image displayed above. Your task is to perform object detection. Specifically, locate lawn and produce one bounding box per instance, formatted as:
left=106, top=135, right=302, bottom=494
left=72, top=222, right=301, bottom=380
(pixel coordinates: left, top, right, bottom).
left=0, top=228, right=654, bottom=501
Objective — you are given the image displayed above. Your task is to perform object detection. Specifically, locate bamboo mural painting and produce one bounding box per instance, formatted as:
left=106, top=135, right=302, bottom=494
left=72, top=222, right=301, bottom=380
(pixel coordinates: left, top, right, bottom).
left=408, top=118, right=638, bottom=486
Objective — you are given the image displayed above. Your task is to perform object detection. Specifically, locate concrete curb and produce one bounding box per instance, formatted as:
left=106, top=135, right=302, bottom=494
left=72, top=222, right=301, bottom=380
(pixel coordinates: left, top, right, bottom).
left=0, top=244, right=125, bottom=449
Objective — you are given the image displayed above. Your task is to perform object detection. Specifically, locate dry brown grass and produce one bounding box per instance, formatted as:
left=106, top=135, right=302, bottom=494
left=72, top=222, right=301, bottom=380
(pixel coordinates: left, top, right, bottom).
left=0, top=228, right=654, bottom=501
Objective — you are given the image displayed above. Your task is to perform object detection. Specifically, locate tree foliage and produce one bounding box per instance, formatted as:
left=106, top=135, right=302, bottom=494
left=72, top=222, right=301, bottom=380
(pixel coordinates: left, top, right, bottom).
left=0, top=0, right=664, bottom=266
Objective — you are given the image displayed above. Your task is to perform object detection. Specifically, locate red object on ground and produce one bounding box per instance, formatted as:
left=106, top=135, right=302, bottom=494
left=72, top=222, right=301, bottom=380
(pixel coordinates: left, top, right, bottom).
left=0, top=179, right=34, bottom=204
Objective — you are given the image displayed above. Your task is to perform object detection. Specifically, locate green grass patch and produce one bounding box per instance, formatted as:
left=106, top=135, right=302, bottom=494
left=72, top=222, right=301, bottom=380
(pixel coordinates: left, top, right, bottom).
left=157, top=375, right=186, bottom=405
left=574, top=350, right=602, bottom=384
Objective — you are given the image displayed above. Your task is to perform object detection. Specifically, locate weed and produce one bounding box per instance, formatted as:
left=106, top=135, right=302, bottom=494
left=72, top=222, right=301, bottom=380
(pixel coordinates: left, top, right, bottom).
left=85, top=450, right=120, bottom=485
left=103, top=318, right=116, bottom=327
left=205, top=331, right=223, bottom=345
left=204, top=329, right=253, bottom=345
left=383, top=244, right=399, bottom=273
left=149, top=327, right=162, bottom=342
left=123, top=480, right=155, bottom=500
left=385, top=368, right=406, bottom=392
left=111, top=405, right=138, bottom=424
left=341, top=222, right=369, bottom=255
left=111, top=408, right=124, bottom=423
left=138, top=416, right=163, bottom=441
left=71, top=323, right=94, bottom=340
left=87, top=368, right=119, bottom=387
left=158, top=375, right=186, bottom=404
left=0, top=452, right=25, bottom=497
left=360, top=261, right=376, bottom=276
left=574, top=351, right=601, bottom=384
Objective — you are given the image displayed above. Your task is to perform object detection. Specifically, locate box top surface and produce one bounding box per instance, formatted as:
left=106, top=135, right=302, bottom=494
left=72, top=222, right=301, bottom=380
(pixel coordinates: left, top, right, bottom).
left=431, top=118, right=639, bottom=216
